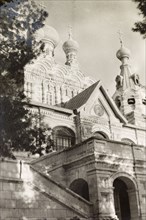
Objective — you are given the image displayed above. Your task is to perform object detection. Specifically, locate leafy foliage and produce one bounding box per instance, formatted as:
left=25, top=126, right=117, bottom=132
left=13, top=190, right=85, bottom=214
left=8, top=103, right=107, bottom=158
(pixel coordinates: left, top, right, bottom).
left=0, top=0, right=47, bottom=79
left=132, top=0, right=146, bottom=38
left=0, top=0, right=53, bottom=158
left=28, top=114, right=54, bottom=156
left=0, top=0, right=12, bottom=6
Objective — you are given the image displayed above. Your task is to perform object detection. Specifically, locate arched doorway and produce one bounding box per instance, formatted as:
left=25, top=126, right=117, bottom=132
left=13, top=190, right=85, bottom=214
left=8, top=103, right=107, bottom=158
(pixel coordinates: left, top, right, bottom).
left=53, top=126, right=75, bottom=151
left=69, top=178, right=90, bottom=201
left=113, top=176, right=139, bottom=220
left=114, top=179, right=131, bottom=220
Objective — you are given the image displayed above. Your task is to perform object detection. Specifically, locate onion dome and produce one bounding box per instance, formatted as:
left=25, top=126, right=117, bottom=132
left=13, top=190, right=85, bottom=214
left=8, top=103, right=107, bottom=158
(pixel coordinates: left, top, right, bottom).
left=62, top=27, right=79, bottom=54
left=36, top=25, right=59, bottom=48
left=116, top=46, right=131, bottom=61
left=63, top=38, right=79, bottom=54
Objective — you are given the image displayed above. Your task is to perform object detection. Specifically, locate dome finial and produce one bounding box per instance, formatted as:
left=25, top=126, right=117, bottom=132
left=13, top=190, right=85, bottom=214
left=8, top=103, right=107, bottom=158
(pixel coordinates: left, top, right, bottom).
left=68, top=25, right=73, bottom=39
left=118, top=30, right=123, bottom=47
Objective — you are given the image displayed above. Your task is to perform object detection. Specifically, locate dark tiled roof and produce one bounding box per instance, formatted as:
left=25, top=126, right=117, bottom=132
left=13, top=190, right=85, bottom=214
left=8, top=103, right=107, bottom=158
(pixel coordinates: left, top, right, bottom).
left=64, top=81, right=100, bottom=110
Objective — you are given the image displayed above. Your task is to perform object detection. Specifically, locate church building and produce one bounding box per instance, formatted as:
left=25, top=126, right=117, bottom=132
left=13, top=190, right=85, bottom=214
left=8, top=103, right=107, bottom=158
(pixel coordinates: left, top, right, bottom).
left=0, top=24, right=146, bottom=220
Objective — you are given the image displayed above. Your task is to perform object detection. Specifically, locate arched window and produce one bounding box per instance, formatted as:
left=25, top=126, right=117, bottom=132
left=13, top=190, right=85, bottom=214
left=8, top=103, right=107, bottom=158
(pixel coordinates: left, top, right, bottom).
left=127, top=97, right=135, bottom=105
left=26, top=82, right=32, bottom=99
left=47, top=93, right=53, bottom=105
left=69, top=178, right=90, bottom=201
left=115, top=96, right=121, bottom=109
left=94, top=131, right=109, bottom=140
left=53, top=126, right=75, bottom=151
left=66, top=89, right=68, bottom=96
left=142, top=98, right=146, bottom=105
left=71, top=90, right=74, bottom=98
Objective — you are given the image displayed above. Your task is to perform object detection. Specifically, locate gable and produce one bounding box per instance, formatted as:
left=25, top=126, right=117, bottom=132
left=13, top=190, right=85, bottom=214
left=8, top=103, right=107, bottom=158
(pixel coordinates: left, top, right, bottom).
left=64, top=80, right=127, bottom=124
left=87, top=96, right=111, bottom=121
left=64, top=81, right=100, bottom=110
left=80, top=87, right=119, bottom=123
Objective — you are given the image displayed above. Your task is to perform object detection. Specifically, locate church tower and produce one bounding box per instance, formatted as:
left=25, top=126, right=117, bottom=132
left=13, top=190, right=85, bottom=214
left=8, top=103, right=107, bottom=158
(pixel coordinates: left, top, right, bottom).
left=113, top=35, right=146, bottom=127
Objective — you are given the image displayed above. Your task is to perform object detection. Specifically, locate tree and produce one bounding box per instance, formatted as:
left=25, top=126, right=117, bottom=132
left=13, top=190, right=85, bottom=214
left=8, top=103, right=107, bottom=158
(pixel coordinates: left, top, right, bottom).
left=28, top=114, right=55, bottom=157
left=0, top=0, right=12, bottom=6
left=132, top=0, right=146, bottom=38
left=0, top=0, right=48, bottom=78
left=0, top=0, right=53, bottom=158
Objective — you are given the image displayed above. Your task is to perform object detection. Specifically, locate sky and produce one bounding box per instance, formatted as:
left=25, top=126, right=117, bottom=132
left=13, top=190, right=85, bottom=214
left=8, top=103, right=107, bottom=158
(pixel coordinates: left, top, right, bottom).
left=35, top=0, right=145, bottom=95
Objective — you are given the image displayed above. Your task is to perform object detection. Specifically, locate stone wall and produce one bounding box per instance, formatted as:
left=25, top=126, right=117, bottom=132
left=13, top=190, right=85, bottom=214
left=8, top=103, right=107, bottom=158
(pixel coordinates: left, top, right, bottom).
left=0, top=160, right=93, bottom=220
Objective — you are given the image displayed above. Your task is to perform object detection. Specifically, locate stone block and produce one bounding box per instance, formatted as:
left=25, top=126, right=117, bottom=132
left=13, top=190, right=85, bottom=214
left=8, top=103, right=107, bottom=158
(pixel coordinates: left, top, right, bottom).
left=0, top=191, right=12, bottom=199
left=0, top=199, right=16, bottom=208
left=15, top=183, right=24, bottom=192
left=2, top=182, right=15, bottom=191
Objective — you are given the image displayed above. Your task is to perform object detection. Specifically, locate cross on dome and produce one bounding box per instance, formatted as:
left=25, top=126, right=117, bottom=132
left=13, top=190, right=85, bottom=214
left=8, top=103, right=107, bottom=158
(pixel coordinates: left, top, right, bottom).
left=117, top=30, right=123, bottom=47
left=68, top=25, right=73, bottom=39
left=116, top=30, right=130, bottom=61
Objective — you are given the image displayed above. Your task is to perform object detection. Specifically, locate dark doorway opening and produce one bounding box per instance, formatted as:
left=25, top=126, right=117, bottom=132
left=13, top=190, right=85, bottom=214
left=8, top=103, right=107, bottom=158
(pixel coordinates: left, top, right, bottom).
left=114, top=178, right=131, bottom=220
left=69, top=178, right=90, bottom=201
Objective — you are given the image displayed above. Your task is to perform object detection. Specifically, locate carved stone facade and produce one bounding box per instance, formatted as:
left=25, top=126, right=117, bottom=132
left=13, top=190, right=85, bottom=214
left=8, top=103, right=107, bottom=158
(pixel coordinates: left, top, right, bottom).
left=24, top=25, right=94, bottom=106
left=0, top=25, right=146, bottom=220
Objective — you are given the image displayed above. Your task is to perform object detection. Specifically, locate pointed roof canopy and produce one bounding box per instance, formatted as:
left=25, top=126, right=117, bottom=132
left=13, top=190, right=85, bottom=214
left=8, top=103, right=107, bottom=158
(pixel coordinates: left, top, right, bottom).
left=64, top=81, right=99, bottom=110
left=64, top=81, right=127, bottom=124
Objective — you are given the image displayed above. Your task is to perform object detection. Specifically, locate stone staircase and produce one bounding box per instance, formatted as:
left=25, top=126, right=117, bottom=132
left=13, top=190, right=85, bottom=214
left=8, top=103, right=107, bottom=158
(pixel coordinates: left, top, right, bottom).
left=29, top=165, right=93, bottom=219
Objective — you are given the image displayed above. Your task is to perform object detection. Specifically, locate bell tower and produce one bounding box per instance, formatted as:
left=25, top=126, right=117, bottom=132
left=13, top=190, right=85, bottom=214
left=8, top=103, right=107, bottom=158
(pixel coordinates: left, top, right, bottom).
left=113, top=32, right=146, bottom=127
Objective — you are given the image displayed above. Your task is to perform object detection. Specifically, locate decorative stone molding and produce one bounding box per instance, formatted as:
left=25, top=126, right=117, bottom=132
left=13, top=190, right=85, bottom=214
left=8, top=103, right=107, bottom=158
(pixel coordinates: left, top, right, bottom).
left=92, top=126, right=110, bottom=139
left=108, top=171, right=138, bottom=190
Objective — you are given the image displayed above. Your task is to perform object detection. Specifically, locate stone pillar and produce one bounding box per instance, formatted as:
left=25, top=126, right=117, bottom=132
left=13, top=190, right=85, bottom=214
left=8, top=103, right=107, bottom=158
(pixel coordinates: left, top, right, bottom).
left=87, top=170, right=100, bottom=220
left=87, top=171, right=118, bottom=220
left=73, top=111, right=82, bottom=144
left=98, top=187, right=118, bottom=220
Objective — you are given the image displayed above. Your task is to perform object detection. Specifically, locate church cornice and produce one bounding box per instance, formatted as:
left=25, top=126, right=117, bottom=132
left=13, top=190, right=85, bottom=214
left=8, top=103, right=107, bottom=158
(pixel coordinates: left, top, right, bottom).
left=28, top=101, right=73, bottom=115
left=123, top=123, right=146, bottom=131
